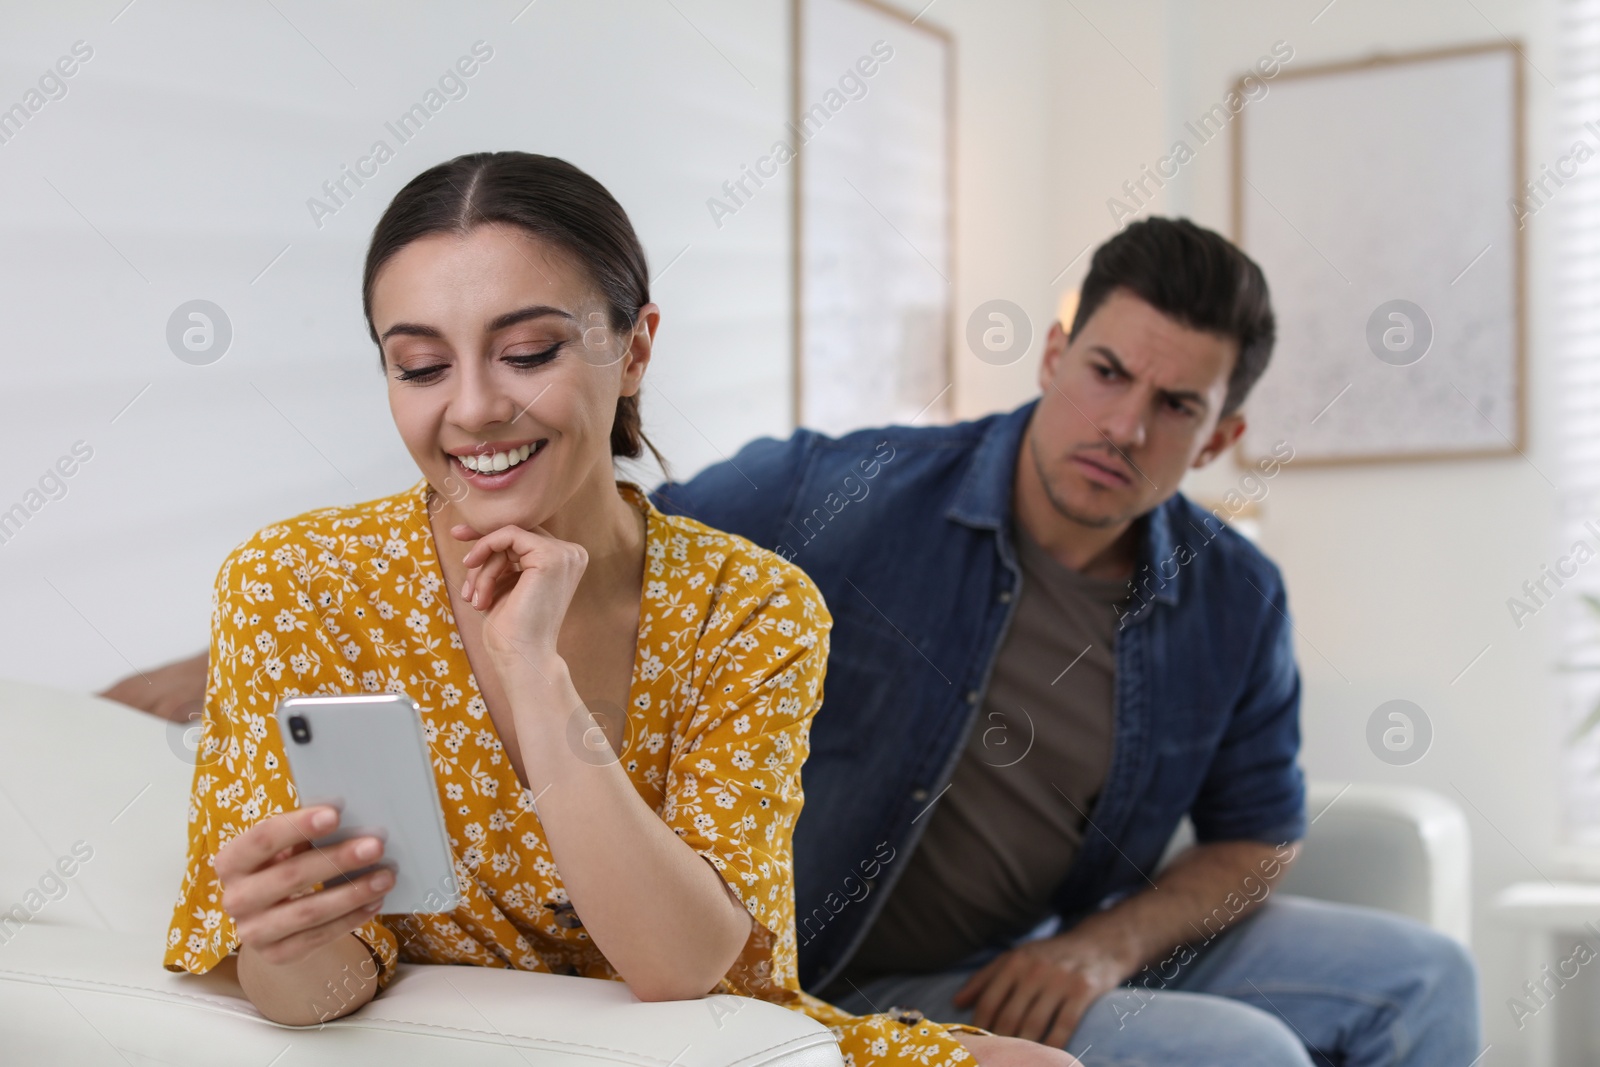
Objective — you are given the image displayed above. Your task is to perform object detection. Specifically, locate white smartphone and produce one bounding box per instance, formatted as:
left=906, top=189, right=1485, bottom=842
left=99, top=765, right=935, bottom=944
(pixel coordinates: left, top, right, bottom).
left=275, top=693, right=461, bottom=914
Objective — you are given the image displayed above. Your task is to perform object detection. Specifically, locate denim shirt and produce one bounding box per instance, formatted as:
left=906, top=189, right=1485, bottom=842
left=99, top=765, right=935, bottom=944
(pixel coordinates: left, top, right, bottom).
left=651, top=399, right=1306, bottom=993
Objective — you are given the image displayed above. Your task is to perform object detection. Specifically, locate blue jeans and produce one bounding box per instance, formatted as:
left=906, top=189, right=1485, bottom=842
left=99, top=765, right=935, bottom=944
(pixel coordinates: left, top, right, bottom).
left=823, top=897, right=1481, bottom=1067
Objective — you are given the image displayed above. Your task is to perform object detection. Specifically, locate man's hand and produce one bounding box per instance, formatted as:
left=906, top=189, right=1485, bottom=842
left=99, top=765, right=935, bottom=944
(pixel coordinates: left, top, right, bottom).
left=98, top=650, right=208, bottom=723
left=952, top=840, right=1298, bottom=1049
left=952, top=929, right=1133, bottom=1047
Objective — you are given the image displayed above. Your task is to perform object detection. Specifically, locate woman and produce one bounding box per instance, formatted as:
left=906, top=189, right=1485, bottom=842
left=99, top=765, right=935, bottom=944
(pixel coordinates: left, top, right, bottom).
left=164, top=152, right=1071, bottom=1066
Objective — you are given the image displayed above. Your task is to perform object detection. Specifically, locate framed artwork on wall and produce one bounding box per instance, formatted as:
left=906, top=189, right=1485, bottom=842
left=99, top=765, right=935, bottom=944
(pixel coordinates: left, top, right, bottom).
left=1233, top=41, right=1525, bottom=466
left=793, top=0, right=955, bottom=434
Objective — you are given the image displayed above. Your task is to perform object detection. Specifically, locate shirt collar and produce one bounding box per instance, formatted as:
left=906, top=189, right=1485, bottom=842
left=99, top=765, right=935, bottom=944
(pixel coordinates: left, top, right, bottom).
left=1132, top=497, right=1182, bottom=609
left=945, top=399, right=1183, bottom=610
left=945, top=400, right=1038, bottom=531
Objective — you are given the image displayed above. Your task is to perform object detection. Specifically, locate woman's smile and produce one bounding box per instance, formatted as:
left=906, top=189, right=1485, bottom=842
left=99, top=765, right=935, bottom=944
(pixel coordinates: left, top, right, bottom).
left=446, top=437, right=549, bottom=488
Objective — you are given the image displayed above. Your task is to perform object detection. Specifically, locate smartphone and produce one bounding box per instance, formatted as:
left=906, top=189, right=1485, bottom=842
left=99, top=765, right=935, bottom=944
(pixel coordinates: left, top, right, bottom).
left=276, top=693, right=461, bottom=913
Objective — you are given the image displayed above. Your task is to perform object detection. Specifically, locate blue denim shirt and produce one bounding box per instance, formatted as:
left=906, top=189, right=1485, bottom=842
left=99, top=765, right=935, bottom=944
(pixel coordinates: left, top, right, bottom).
left=651, top=399, right=1306, bottom=992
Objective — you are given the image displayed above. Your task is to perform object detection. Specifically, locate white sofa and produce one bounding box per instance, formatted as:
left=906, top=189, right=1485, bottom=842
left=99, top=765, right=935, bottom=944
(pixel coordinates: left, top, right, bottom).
left=1157, top=779, right=1473, bottom=946
left=0, top=677, right=1472, bottom=1063
left=1279, top=781, right=1472, bottom=946
left=0, top=678, right=842, bottom=1066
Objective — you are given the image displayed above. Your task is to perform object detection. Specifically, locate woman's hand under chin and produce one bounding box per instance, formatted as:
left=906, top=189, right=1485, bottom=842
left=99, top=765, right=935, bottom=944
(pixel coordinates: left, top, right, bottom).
left=451, top=521, right=588, bottom=686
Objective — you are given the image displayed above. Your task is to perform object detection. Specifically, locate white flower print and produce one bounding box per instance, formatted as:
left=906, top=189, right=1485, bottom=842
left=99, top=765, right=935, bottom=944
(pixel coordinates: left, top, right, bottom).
left=168, top=481, right=969, bottom=1064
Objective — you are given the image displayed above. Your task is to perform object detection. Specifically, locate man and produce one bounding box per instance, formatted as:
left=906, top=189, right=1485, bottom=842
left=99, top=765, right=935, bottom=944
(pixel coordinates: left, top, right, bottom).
left=650, top=218, right=1480, bottom=1064
left=108, top=217, right=1479, bottom=1063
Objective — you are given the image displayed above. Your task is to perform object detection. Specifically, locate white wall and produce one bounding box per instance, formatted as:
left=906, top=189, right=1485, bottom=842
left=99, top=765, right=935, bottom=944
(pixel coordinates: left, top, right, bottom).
left=0, top=0, right=797, bottom=686
left=950, top=0, right=1170, bottom=420
left=1172, top=4, right=1567, bottom=1061
left=0, top=0, right=1073, bottom=691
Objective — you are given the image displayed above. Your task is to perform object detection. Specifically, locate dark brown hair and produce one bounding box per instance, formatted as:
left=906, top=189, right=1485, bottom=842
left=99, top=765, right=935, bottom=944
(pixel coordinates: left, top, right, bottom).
left=1069, top=216, right=1276, bottom=416
left=363, top=151, right=663, bottom=466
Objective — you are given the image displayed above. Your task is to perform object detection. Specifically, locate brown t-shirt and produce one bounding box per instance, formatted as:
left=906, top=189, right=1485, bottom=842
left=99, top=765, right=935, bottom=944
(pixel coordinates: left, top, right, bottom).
left=839, top=521, right=1124, bottom=978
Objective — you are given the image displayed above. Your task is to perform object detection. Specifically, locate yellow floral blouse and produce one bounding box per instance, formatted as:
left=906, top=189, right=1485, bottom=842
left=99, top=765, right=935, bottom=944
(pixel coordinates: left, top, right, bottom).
left=165, top=476, right=981, bottom=1063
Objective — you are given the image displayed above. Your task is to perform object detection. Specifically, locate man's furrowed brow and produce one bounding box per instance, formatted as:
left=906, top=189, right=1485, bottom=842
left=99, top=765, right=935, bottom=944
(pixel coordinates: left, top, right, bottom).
left=1091, top=344, right=1211, bottom=410
left=1090, top=345, right=1130, bottom=376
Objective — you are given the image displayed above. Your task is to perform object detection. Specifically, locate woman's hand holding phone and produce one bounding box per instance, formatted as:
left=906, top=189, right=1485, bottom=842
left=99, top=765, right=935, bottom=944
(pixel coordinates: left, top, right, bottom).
left=216, top=804, right=392, bottom=967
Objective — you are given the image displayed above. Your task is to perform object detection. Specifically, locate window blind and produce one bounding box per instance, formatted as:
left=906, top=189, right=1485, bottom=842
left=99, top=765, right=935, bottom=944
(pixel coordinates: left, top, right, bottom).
left=1558, top=0, right=1600, bottom=841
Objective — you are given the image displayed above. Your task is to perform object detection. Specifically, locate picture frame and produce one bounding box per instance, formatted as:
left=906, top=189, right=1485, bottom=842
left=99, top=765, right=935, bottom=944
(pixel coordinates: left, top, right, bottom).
left=792, top=0, right=956, bottom=434
left=1231, top=41, right=1526, bottom=467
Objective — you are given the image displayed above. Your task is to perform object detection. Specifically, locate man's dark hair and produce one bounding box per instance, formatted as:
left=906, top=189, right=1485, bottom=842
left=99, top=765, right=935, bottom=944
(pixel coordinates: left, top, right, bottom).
left=1068, top=216, right=1275, bottom=416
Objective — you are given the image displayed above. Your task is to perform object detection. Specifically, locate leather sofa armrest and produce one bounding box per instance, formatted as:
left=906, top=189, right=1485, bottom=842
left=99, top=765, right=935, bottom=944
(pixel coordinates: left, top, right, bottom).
left=0, top=924, right=842, bottom=1067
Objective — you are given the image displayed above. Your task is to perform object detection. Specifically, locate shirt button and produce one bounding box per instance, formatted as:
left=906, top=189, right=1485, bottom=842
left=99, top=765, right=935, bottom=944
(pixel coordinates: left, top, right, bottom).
left=998, top=589, right=1013, bottom=603
left=911, top=788, right=929, bottom=803
left=965, top=690, right=980, bottom=706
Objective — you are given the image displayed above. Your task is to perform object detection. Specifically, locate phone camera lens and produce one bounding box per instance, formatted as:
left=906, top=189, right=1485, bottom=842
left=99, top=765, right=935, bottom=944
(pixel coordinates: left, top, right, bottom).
left=288, top=715, right=312, bottom=744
